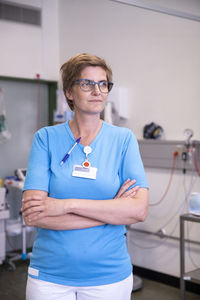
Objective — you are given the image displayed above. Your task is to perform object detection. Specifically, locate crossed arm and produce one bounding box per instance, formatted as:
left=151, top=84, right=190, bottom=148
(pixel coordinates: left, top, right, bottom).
left=22, top=179, right=148, bottom=230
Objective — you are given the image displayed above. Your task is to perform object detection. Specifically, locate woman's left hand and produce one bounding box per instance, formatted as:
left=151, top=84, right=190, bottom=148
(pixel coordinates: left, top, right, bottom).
left=115, top=179, right=139, bottom=199
left=21, top=195, right=68, bottom=221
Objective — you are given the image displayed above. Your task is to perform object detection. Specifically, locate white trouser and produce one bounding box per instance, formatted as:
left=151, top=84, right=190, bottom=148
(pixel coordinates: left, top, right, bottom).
left=26, top=273, right=133, bottom=300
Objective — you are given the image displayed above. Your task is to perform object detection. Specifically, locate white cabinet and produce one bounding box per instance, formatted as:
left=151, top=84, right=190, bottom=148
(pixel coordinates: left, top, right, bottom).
left=0, top=209, right=10, bottom=264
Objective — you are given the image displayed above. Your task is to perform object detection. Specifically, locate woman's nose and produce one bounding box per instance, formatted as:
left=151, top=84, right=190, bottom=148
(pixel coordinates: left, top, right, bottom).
left=92, top=83, right=101, bottom=95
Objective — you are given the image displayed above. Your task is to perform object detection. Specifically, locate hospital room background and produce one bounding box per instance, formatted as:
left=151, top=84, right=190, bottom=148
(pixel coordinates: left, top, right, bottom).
left=0, top=0, right=200, bottom=298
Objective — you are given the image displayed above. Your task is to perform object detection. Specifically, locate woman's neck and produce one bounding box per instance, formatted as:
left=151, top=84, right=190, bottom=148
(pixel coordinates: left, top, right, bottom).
left=69, top=114, right=103, bottom=146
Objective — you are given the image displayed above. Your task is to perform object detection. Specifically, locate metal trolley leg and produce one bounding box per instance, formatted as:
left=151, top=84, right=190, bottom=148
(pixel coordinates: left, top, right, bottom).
left=180, top=215, right=185, bottom=300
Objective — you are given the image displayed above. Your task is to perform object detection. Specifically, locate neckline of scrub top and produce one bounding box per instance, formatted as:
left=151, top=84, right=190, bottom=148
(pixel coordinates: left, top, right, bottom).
left=64, top=120, right=105, bottom=150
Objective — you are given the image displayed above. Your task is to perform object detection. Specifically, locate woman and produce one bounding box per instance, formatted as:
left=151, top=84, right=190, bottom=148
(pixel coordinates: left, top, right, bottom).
left=22, top=53, right=149, bottom=300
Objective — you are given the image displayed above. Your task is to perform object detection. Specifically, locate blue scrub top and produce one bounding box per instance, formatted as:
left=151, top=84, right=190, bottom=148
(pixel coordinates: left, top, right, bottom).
left=24, top=121, right=148, bottom=286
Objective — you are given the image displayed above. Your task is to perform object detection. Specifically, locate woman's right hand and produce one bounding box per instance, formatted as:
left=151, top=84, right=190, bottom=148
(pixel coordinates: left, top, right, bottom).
left=114, top=179, right=139, bottom=199
left=21, top=195, right=69, bottom=223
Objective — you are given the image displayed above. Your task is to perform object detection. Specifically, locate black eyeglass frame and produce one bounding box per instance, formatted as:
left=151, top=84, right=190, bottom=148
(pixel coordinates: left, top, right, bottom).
left=72, top=79, right=114, bottom=93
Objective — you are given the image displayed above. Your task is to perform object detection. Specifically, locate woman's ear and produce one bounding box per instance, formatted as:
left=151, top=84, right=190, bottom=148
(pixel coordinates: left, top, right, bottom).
left=66, top=89, right=73, bottom=100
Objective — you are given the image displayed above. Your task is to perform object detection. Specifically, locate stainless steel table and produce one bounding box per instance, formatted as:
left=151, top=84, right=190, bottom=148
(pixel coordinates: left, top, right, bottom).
left=180, top=213, right=200, bottom=300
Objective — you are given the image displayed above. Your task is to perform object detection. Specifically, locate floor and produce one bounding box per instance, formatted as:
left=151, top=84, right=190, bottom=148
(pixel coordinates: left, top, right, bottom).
left=0, top=260, right=199, bottom=300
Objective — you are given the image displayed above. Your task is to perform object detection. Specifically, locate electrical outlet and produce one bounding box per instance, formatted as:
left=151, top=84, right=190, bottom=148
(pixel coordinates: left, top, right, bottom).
left=174, top=145, right=186, bottom=159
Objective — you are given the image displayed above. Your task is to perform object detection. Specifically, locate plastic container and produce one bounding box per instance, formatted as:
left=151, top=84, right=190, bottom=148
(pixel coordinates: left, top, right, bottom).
left=189, top=193, right=200, bottom=216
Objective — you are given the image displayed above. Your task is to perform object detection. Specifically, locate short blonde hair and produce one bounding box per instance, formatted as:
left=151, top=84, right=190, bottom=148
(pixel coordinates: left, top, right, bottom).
left=60, top=53, right=113, bottom=111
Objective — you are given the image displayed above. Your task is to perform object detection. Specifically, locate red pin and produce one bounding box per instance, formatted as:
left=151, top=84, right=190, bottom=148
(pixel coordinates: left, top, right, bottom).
left=83, top=161, right=90, bottom=168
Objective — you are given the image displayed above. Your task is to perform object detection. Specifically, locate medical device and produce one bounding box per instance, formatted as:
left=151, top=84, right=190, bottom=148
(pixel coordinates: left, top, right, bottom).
left=5, top=168, right=33, bottom=269
left=4, top=168, right=27, bottom=190
left=0, top=187, right=10, bottom=264
left=0, top=88, right=11, bottom=143
left=184, top=128, right=193, bottom=146
left=143, top=122, right=164, bottom=139
left=189, top=193, right=200, bottom=216
left=0, top=186, right=6, bottom=210
left=15, top=168, right=27, bottom=181
left=54, top=89, right=74, bottom=125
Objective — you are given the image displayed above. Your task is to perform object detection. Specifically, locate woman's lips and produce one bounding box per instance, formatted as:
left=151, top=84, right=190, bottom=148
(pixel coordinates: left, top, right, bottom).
left=88, top=99, right=102, bottom=102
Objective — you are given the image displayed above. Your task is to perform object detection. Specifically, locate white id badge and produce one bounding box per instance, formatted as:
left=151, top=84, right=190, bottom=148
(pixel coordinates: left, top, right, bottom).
left=72, top=165, right=97, bottom=180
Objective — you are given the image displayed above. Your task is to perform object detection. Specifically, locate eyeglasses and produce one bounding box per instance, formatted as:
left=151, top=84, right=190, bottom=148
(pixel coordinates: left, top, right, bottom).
left=73, top=79, right=114, bottom=93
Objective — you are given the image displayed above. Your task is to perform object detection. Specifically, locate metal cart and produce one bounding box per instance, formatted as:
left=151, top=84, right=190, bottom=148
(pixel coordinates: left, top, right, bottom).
left=180, top=213, right=200, bottom=300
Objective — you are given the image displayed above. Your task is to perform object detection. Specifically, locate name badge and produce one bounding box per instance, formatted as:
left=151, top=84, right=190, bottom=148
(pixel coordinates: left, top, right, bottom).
left=72, top=165, right=97, bottom=180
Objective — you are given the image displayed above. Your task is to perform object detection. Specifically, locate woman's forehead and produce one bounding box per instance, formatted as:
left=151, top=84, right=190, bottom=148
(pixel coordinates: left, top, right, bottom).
left=79, top=66, right=107, bottom=80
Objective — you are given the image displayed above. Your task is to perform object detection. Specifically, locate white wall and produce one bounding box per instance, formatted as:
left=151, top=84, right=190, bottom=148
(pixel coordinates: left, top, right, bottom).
left=59, top=0, right=200, bottom=141
left=0, top=0, right=60, bottom=80
left=113, top=0, right=200, bottom=17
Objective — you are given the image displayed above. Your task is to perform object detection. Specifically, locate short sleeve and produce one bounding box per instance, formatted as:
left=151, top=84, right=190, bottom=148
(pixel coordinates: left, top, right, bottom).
left=23, top=128, right=50, bottom=192
left=119, top=130, right=149, bottom=189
